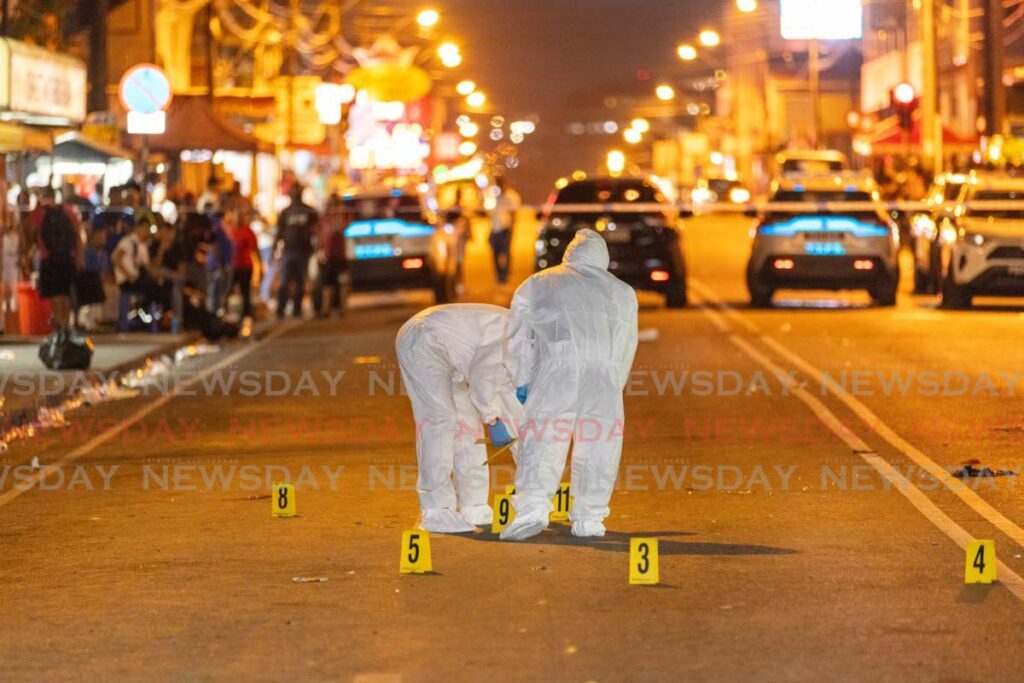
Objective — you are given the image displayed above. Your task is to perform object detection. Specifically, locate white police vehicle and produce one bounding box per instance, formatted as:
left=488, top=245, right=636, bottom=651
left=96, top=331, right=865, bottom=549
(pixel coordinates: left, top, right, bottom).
left=745, top=174, right=900, bottom=307
left=937, top=173, right=1024, bottom=308
left=341, top=191, right=465, bottom=303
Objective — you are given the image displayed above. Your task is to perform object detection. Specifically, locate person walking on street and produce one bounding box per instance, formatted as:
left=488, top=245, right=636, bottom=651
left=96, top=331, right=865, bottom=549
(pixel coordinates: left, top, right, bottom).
left=313, top=199, right=349, bottom=318
left=274, top=183, right=318, bottom=319
left=488, top=176, right=520, bottom=285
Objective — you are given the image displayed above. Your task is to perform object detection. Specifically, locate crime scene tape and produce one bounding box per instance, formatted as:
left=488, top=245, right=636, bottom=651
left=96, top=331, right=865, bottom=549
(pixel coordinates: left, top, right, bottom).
left=520, top=200, right=1024, bottom=215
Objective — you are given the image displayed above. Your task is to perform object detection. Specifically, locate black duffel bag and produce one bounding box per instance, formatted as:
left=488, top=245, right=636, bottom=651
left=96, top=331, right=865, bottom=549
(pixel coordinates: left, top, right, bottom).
left=39, top=328, right=94, bottom=370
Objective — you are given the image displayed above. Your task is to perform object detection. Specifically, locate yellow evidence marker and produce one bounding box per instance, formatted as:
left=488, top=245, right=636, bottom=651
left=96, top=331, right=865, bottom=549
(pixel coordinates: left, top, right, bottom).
left=491, top=493, right=516, bottom=533
left=271, top=482, right=295, bottom=518
left=550, top=481, right=573, bottom=522
left=630, top=538, right=660, bottom=585
left=400, top=530, right=433, bottom=574
left=965, top=540, right=997, bottom=584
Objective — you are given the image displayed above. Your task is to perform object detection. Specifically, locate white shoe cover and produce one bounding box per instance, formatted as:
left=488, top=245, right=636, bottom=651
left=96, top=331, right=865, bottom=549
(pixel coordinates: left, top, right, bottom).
left=571, top=520, right=606, bottom=538
left=420, top=508, right=476, bottom=534
left=499, top=509, right=549, bottom=541
left=460, top=504, right=493, bottom=525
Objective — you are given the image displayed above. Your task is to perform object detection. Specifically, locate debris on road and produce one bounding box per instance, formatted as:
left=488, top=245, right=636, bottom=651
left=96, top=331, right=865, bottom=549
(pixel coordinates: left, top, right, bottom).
left=291, top=576, right=329, bottom=584
left=951, top=459, right=1016, bottom=478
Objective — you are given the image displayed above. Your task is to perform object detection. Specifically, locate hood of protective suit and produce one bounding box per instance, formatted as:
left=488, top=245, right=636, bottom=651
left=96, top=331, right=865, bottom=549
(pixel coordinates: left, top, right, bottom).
left=563, top=228, right=609, bottom=271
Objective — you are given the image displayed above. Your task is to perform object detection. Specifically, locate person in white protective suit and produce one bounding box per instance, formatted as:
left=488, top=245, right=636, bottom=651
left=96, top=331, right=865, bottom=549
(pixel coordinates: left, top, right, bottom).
left=396, top=303, right=524, bottom=533
left=500, top=228, right=638, bottom=541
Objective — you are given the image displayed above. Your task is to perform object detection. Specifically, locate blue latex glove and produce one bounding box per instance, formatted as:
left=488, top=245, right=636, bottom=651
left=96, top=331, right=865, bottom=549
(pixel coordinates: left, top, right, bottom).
left=487, top=420, right=513, bottom=447
left=515, top=385, right=529, bottom=405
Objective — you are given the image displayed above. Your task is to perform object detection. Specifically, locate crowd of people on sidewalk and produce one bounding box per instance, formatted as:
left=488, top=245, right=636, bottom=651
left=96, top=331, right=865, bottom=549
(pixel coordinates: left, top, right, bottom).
left=5, top=177, right=354, bottom=342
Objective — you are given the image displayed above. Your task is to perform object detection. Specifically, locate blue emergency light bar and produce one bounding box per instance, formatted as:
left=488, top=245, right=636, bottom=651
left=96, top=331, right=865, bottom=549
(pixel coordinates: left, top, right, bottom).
left=345, top=219, right=435, bottom=239
left=760, top=216, right=890, bottom=238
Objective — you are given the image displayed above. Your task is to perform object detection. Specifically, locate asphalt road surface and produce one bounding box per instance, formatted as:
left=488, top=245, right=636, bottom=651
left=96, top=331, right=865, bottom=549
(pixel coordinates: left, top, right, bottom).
left=3, top=214, right=1024, bottom=682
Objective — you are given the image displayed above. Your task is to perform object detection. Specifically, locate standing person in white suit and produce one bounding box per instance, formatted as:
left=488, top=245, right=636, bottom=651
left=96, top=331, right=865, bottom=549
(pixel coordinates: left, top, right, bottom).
left=396, top=303, right=524, bottom=533
left=500, top=229, right=639, bottom=541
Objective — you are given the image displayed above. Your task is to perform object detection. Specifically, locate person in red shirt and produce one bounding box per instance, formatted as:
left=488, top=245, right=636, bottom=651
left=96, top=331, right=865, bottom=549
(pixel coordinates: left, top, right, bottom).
left=226, top=210, right=260, bottom=319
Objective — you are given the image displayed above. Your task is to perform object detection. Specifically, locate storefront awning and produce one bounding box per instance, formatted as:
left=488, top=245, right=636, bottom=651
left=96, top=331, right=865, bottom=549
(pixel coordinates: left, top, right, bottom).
left=863, top=115, right=977, bottom=152
left=139, top=96, right=271, bottom=154
left=0, top=121, right=52, bottom=153
left=53, top=133, right=132, bottom=163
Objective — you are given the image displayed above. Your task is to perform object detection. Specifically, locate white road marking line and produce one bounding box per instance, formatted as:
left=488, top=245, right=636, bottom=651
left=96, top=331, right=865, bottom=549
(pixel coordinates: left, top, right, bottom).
left=691, top=290, right=1024, bottom=601
left=690, top=278, right=1024, bottom=551
left=0, top=320, right=303, bottom=510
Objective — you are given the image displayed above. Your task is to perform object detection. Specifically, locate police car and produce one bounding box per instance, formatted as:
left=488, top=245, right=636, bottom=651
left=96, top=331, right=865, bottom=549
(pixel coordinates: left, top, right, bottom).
left=936, top=173, right=1024, bottom=309
left=341, top=191, right=464, bottom=303
left=745, top=173, right=900, bottom=307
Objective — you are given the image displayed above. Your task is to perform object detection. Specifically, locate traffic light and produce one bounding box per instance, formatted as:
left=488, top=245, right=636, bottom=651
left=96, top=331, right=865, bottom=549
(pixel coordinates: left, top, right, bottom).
left=891, top=82, right=918, bottom=131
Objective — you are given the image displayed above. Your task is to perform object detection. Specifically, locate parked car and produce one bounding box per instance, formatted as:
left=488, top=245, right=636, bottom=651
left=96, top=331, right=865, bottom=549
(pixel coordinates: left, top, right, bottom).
left=535, top=177, right=689, bottom=308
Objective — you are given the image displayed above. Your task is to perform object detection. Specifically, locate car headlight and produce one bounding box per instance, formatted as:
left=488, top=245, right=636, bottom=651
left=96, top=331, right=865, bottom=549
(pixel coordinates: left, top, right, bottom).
left=691, top=188, right=711, bottom=203
left=729, top=187, right=751, bottom=204
left=910, top=213, right=936, bottom=240
left=962, top=231, right=987, bottom=247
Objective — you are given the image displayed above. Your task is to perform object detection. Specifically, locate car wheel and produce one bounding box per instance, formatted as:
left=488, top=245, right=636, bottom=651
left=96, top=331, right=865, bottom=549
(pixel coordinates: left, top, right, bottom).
left=869, top=274, right=898, bottom=306
left=747, top=275, right=774, bottom=308
left=940, top=268, right=972, bottom=309
left=664, top=280, right=688, bottom=308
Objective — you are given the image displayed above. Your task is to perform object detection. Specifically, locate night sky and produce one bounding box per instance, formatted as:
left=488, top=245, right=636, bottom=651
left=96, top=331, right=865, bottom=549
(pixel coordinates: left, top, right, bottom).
left=429, top=0, right=722, bottom=201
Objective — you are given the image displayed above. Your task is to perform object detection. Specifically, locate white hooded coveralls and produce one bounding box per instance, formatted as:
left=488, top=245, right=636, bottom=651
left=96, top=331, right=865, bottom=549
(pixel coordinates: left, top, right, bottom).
left=396, top=304, right=522, bottom=519
left=505, top=229, right=639, bottom=524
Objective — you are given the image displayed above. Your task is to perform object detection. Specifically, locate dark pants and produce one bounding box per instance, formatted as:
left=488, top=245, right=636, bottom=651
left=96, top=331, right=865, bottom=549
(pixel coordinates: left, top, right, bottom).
left=231, top=268, right=254, bottom=318
left=276, top=252, right=308, bottom=318
left=312, top=259, right=346, bottom=314
left=489, top=230, right=512, bottom=284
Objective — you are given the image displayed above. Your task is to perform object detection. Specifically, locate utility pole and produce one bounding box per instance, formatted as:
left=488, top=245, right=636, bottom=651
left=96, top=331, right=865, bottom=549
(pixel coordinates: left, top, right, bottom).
left=920, top=0, right=938, bottom=174
left=809, top=39, right=821, bottom=149
left=87, top=0, right=109, bottom=113
left=982, top=0, right=1006, bottom=137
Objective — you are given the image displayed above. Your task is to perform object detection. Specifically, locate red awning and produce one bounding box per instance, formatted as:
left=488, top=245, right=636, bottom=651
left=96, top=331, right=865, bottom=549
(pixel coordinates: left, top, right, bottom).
left=865, top=115, right=977, bottom=149
left=137, top=96, right=271, bottom=154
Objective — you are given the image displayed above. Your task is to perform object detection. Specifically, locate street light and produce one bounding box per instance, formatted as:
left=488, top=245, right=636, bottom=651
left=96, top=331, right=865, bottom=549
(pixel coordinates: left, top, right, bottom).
left=736, top=0, right=757, bottom=12
left=456, top=80, right=476, bottom=96
left=624, top=128, right=642, bottom=144
left=698, top=29, right=721, bottom=47
left=466, top=91, right=486, bottom=108
left=655, top=84, right=675, bottom=101
left=458, top=140, right=478, bottom=156
left=417, top=8, right=440, bottom=28
left=459, top=121, right=479, bottom=137
left=676, top=44, right=697, bottom=61
left=439, top=42, right=462, bottom=67
left=631, top=117, right=650, bottom=133
left=607, top=149, right=626, bottom=176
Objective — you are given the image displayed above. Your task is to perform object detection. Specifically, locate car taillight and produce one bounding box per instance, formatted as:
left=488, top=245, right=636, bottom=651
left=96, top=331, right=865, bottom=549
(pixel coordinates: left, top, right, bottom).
left=650, top=270, right=670, bottom=282
left=773, top=259, right=795, bottom=270
left=854, top=259, right=874, bottom=270
left=402, top=258, right=424, bottom=269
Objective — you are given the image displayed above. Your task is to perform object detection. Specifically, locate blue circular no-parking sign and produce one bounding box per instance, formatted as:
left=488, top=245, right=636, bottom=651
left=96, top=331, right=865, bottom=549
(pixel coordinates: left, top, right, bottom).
left=119, top=64, right=172, bottom=115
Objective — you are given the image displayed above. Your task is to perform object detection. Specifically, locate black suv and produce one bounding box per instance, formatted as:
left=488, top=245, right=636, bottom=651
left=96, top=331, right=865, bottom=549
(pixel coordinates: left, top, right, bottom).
left=534, top=178, right=688, bottom=307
